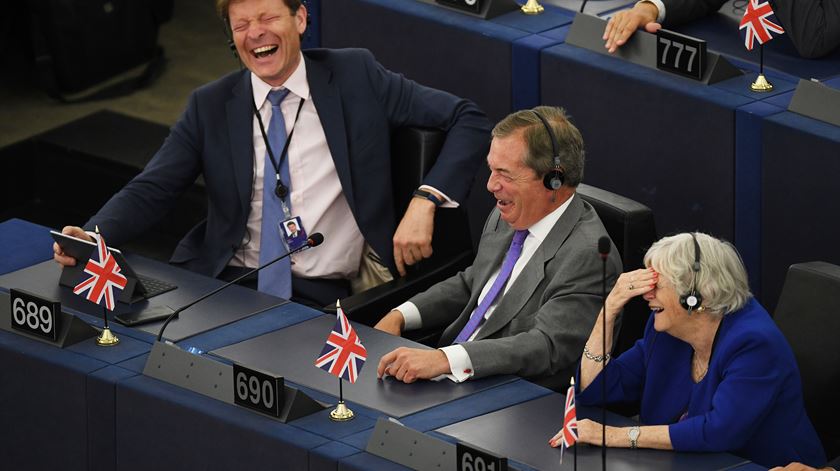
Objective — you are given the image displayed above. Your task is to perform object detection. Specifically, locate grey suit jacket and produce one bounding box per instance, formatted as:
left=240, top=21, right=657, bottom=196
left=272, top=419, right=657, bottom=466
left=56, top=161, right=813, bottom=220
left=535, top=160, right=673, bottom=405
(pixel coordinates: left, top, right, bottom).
left=410, top=194, right=622, bottom=380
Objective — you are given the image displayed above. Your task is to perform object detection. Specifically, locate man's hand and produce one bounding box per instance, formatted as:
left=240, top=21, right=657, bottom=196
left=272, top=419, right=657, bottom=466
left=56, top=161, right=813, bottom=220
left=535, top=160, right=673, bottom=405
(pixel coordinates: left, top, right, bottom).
left=393, top=195, right=437, bottom=276
left=373, top=310, right=405, bottom=336
left=769, top=464, right=830, bottom=471
left=53, top=226, right=93, bottom=267
left=377, top=347, right=450, bottom=383
left=604, top=2, right=661, bottom=53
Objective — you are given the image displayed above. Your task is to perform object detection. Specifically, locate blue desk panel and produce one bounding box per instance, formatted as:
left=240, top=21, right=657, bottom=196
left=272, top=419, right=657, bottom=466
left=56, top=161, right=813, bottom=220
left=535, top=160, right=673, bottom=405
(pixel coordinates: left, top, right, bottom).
left=761, top=109, right=840, bottom=310
left=0, top=218, right=53, bottom=275
left=540, top=40, right=755, bottom=242
left=321, top=0, right=567, bottom=121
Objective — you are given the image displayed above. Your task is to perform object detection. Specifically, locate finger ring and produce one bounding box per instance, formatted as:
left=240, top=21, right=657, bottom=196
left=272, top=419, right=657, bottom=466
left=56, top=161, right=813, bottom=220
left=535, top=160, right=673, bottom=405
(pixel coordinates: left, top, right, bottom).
left=628, top=284, right=635, bottom=290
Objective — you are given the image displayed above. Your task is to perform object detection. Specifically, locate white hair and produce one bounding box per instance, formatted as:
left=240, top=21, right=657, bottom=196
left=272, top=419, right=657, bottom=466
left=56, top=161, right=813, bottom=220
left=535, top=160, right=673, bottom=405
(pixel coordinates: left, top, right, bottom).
left=643, top=232, right=752, bottom=316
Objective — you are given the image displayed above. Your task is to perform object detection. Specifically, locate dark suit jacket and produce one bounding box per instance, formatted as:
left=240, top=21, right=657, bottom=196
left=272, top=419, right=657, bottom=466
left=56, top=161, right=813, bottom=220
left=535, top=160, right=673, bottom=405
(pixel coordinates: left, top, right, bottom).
left=86, top=48, right=491, bottom=277
left=410, top=195, right=622, bottom=380
left=662, top=0, right=840, bottom=58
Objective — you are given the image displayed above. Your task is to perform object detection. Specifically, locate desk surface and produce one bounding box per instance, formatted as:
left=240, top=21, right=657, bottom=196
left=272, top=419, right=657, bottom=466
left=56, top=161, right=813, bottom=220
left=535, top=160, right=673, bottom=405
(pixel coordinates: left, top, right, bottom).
left=213, top=315, right=516, bottom=418
left=0, top=257, right=284, bottom=342
left=438, top=393, right=750, bottom=471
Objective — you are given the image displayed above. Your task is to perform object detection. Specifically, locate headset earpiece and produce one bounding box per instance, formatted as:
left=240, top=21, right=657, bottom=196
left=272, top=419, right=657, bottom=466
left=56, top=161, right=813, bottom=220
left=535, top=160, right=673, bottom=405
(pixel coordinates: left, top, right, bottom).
left=531, top=111, right=565, bottom=191
left=679, top=233, right=704, bottom=314
left=222, top=16, right=238, bottom=59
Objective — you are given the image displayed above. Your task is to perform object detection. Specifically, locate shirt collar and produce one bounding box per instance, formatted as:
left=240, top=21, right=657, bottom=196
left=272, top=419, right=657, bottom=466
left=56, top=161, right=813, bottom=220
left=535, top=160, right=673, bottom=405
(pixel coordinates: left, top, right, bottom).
left=250, top=52, right=309, bottom=108
left=525, top=193, right=575, bottom=243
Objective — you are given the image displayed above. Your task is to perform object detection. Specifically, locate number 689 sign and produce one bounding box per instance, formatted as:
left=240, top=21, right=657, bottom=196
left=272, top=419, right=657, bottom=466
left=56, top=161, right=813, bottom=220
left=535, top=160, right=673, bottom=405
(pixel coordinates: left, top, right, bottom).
left=9, top=289, right=60, bottom=341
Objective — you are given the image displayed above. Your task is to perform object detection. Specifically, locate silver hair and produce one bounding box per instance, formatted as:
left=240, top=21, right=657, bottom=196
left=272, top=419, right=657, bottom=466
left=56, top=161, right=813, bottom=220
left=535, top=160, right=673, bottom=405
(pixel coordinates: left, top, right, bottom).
left=643, top=232, right=752, bottom=316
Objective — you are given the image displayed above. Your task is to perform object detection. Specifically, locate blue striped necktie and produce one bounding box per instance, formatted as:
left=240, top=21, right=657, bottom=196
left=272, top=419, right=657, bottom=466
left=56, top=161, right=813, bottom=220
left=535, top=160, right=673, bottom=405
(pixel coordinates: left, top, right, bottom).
left=257, top=88, right=292, bottom=298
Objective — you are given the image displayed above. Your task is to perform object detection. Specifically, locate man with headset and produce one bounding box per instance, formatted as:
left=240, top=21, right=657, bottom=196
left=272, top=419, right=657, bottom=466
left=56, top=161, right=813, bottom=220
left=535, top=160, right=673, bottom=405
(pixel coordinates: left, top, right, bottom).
left=375, top=106, right=622, bottom=384
left=52, top=0, right=491, bottom=307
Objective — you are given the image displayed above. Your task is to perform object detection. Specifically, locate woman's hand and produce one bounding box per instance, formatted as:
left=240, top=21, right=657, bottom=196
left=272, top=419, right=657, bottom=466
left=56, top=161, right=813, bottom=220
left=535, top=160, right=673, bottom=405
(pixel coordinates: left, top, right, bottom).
left=605, top=268, right=658, bottom=320
left=550, top=418, right=613, bottom=447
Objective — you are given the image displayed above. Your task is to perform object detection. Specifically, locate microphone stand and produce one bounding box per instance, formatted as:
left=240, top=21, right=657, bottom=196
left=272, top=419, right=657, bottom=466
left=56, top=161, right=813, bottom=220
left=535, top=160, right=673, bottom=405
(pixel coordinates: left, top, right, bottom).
left=156, top=234, right=323, bottom=341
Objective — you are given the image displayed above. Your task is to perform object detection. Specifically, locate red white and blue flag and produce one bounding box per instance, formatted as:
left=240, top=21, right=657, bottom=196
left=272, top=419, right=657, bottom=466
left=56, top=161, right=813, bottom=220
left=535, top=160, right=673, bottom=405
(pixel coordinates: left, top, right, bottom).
left=561, top=381, right=578, bottom=449
left=314, top=304, right=367, bottom=383
left=73, top=233, right=127, bottom=311
left=739, top=0, right=785, bottom=50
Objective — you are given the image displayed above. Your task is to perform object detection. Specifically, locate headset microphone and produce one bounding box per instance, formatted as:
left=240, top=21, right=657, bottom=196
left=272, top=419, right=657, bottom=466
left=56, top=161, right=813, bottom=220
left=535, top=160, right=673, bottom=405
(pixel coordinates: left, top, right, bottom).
left=679, top=233, right=704, bottom=314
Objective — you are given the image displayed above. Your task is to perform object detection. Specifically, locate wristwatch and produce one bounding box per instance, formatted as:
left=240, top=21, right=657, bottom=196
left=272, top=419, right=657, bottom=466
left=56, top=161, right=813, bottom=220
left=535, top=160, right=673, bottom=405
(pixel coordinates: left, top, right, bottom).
left=412, top=189, right=443, bottom=206
left=628, top=426, right=640, bottom=449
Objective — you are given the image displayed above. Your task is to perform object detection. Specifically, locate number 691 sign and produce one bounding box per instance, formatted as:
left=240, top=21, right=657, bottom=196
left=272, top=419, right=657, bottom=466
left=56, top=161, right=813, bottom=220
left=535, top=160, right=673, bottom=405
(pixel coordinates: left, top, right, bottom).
left=9, top=289, right=60, bottom=341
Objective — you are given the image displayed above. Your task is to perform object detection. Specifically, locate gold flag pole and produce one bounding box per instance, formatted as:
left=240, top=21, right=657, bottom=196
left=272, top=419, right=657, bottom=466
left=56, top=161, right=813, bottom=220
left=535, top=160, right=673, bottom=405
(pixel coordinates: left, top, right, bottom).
left=521, top=0, right=545, bottom=15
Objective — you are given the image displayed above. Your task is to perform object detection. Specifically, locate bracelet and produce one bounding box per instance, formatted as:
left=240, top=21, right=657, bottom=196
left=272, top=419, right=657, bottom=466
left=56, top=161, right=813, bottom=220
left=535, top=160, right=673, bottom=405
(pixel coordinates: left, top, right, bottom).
left=583, top=345, right=611, bottom=363
left=412, top=189, right=443, bottom=206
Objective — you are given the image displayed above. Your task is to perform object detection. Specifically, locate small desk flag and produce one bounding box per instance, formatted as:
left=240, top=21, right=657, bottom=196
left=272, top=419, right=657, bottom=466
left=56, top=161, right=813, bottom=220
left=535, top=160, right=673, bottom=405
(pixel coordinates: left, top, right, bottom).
left=73, top=232, right=127, bottom=311
left=740, top=0, right=785, bottom=50
left=315, top=303, right=367, bottom=383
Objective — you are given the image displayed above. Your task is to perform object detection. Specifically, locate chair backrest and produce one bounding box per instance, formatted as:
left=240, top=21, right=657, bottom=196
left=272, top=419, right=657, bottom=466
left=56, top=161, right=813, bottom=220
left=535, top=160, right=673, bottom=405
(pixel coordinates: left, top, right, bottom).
left=390, top=127, right=472, bottom=261
left=774, top=261, right=840, bottom=459
left=577, top=183, right=657, bottom=356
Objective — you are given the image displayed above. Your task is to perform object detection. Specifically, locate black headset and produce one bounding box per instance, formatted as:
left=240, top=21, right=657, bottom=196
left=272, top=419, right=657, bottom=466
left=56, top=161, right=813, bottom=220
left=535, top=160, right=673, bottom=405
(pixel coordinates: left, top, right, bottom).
left=679, top=233, right=704, bottom=314
left=530, top=110, right=565, bottom=191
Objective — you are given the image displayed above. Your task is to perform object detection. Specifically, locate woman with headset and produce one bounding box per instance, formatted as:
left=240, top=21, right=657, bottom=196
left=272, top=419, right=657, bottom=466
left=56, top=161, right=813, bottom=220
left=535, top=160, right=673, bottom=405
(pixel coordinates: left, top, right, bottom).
left=550, top=232, right=825, bottom=468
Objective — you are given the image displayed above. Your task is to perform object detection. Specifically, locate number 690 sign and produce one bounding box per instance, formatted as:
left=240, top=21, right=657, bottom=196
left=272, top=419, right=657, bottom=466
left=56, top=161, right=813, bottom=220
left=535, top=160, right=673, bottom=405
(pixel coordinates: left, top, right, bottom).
left=9, top=289, right=60, bottom=341
left=232, top=364, right=284, bottom=417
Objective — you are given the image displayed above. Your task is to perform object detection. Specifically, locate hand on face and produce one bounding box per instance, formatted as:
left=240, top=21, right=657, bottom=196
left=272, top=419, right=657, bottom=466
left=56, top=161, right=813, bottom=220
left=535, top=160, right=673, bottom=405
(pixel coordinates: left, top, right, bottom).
left=605, top=268, right=658, bottom=319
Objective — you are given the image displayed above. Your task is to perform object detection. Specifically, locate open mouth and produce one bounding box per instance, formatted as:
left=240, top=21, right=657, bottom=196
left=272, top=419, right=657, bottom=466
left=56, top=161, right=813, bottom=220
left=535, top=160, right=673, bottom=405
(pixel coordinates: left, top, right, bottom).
left=252, top=45, right=278, bottom=58
left=497, top=199, right=512, bottom=208
left=650, top=306, right=664, bottom=314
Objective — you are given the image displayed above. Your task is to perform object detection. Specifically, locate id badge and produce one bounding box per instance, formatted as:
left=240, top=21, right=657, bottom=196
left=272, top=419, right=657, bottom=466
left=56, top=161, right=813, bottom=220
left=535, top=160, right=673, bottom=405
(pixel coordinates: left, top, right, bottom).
left=280, top=216, right=309, bottom=251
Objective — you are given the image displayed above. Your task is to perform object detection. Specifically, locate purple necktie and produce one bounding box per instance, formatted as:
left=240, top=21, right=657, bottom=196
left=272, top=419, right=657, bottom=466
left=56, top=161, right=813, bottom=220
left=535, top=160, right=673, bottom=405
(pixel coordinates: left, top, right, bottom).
left=453, top=229, right=529, bottom=344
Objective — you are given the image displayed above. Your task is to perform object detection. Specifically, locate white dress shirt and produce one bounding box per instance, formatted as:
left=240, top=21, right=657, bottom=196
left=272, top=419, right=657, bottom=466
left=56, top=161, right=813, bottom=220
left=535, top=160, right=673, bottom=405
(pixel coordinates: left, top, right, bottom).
left=397, top=194, right=575, bottom=382
left=230, top=53, right=455, bottom=279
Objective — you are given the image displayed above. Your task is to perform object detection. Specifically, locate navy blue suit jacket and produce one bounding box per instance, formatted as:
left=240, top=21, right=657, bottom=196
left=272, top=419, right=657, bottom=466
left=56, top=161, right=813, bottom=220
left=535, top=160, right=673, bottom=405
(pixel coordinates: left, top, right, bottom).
left=87, top=48, right=490, bottom=277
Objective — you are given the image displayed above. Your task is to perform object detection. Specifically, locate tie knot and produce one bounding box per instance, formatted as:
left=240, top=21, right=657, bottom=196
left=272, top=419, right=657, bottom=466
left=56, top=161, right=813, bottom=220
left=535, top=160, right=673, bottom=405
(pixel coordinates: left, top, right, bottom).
left=267, top=88, right=290, bottom=107
left=512, top=230, right=529, bottom=246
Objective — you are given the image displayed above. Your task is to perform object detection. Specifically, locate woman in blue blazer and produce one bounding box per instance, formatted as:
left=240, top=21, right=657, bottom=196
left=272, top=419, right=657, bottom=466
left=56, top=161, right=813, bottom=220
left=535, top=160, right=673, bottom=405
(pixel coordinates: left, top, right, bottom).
left=551, top=232, right=825, bottom=468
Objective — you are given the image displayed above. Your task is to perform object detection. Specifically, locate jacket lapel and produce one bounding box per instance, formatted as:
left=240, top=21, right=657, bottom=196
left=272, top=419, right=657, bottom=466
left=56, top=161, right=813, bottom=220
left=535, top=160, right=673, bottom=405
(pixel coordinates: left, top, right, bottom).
left=474, top=195, right=585, bottom=340
left=305, top=55, right=356, bottom=211
left=227, top=71, right=255, bottom=215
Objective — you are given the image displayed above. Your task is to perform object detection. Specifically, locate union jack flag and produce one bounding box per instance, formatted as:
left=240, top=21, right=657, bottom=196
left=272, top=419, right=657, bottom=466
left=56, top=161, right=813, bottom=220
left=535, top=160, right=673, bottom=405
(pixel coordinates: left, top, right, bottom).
left=561, top=381, right=578, bottom=449
left=314, top=304, right=367, bottom=383
left=73, top=233, right=127, bottom=311
left=739, top=0, right=785, bottom=50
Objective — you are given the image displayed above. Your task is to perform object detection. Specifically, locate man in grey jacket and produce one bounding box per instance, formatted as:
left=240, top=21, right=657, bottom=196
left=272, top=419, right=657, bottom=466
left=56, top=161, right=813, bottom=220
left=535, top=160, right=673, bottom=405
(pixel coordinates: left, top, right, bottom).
left=375, top=106, right=622, bottom=384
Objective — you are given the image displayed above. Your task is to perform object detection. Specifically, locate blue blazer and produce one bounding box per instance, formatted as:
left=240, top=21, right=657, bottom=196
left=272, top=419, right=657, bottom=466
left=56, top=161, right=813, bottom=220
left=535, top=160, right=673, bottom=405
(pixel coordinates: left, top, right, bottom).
left=87, top=48, right=491, bottom=277
left=578, top=299, right=826, bottom=468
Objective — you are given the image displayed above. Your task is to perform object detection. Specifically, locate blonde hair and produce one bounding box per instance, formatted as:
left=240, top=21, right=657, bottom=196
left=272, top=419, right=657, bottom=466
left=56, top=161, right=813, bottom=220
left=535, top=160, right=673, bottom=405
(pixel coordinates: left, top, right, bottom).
left=643, top=232, right=752, bottom=316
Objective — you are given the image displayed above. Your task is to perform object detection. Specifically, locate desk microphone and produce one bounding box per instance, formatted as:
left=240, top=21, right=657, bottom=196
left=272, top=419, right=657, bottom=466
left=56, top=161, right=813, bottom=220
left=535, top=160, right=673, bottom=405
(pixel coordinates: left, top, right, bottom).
left=156, top=233, right=325, bottom=341
left=598, top=235, right=610, bottom=471
left=580, top=0, right=590, bottom=13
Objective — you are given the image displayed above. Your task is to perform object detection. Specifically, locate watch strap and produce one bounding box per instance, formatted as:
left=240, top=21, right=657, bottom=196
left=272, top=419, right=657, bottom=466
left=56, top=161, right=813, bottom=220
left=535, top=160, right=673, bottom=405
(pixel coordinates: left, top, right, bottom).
left=413, top=189, right=443, bottom=206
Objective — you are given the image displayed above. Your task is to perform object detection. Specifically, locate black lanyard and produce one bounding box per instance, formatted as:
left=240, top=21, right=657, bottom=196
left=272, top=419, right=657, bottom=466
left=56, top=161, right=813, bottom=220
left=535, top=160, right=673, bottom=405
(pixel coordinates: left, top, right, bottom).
left=253, top=94, right=306, bottom=199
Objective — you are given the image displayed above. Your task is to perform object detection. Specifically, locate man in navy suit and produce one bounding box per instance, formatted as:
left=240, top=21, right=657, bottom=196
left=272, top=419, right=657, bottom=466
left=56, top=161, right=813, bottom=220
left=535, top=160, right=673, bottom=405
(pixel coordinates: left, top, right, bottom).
left=53, top=0, right=491, bottom=306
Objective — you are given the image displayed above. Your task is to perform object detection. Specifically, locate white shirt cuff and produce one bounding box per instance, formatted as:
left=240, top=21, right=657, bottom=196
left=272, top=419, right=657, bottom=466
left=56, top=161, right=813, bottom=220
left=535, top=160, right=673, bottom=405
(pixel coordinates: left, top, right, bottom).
left=419, top=185, right=458, bottom=208
left=395, top=301, right=422, bottom=330
left=439, top=344, right=475, bottom=383
left=639, top=0, right=665, bottom=23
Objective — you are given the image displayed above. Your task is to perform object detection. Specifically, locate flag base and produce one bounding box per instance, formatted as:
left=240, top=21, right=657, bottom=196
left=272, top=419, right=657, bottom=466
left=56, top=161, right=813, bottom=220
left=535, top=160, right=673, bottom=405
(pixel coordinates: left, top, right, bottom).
left=96, top=327, right=120, bottom=346
left=521, top=0, right=544, bottom=15
left=751, top=74, right=774, bottom=92
left=329, top=401, right=355, bottom=421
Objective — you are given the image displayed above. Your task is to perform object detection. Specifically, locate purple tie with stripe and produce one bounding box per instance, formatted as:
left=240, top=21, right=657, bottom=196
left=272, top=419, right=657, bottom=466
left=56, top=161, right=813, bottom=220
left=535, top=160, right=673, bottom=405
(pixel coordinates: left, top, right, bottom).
left=453, top=229, right=529, bottom=344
